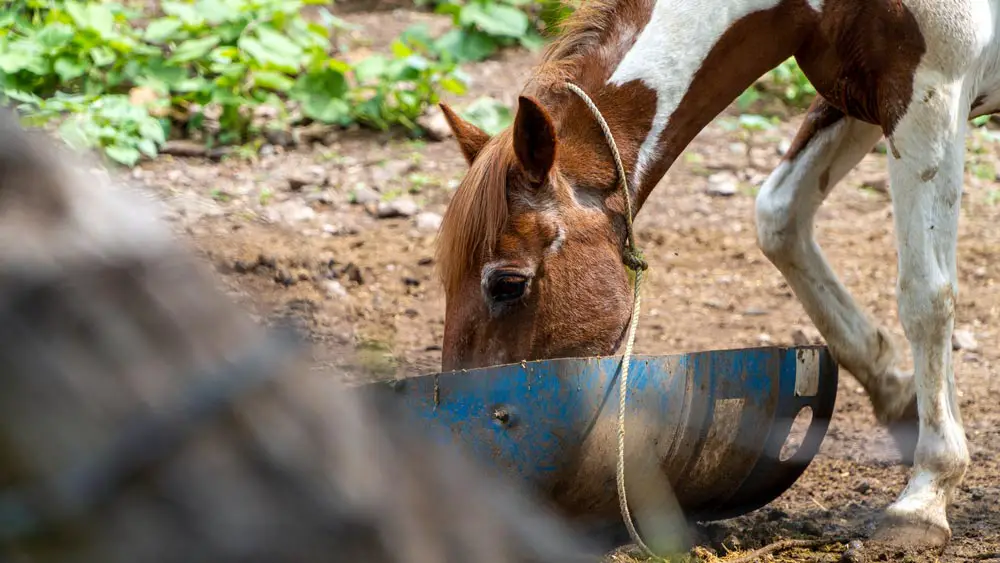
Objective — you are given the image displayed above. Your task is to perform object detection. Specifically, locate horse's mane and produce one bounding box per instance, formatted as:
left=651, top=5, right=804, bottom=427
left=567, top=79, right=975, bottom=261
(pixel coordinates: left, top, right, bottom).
left=435, top=128, right=514, bottom=296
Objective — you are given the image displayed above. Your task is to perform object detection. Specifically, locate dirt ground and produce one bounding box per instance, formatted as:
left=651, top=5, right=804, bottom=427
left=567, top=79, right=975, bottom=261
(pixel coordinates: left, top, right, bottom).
left=124, top=4, right=999, bottom=561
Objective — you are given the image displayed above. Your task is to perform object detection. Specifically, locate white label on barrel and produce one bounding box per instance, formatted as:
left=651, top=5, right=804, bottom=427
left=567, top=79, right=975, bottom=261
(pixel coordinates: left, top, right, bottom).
left=795, top=349, right=819, bottom=397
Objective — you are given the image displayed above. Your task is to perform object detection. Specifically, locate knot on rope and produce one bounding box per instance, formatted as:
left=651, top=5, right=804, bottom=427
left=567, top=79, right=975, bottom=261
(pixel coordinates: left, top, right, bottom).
left=623, top=248, right=648, bottom=273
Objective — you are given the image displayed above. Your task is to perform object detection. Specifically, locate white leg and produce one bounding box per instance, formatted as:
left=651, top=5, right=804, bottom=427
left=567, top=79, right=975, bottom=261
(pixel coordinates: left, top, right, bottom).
left=756, top=98, right=918, bottom=459
left=873, top=80, right=970, bottom=547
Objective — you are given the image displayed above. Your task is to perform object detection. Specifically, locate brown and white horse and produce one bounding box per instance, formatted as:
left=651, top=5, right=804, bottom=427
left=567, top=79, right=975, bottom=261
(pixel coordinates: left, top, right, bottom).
left=436, top=0, right=992, bottom=550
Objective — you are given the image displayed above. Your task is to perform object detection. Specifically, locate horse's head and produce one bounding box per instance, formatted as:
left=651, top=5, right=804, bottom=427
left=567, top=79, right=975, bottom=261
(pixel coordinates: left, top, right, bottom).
left=436, top=95, right=636, bottom=371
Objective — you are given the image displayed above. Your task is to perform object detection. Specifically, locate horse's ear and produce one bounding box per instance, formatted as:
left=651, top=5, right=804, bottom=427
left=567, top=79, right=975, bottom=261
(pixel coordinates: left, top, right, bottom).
left=440, top=103, right=490, bottom=165
left=512, top=95, right=556, bottom=185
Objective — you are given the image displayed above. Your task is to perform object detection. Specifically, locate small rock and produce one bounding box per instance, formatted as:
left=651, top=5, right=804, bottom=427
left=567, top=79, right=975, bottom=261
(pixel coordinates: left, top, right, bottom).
left=403, top=277, right=420, bottom=287
left=854, top=481, right=872, bottom=494
left=766, top=508, right=789, bottom=521
left=304, top=190, right=336, bottom=205
left=417, top=257, right=434, bottom=266
left=350, top=184, right=380, bottom=205
left=265, top=201, right=316, bottom=223
left=952, top=329, right=978, bottom=351
left=706, top=172, right=738, bottom=197
left=376, top=197, right=419, bottom=219
left=287, top=166, right=328, bottom=191
left=791, top=325, right=823, bottom=346
left=743, top=308, right=768, bottom=317
left=757, top=333, right=772, bottom=344
left=417, top=105, right=453, bottom=142
left=324, top=280, right=348, bottom=299
left=342, top=263, right=364, bottom=285
left=264, top=126, right=297, bottom=147
left=415, top=211, right=443, bottom=232
left=799, top=521, right=823, bottom=536
left=840, top=541, right=864, bottom=563
left=370, top=159, right=418, bottom=186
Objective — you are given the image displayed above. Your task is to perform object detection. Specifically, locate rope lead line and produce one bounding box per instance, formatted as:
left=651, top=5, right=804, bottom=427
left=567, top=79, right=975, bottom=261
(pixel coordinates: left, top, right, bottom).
left=564, top=82, right=655, bottom=559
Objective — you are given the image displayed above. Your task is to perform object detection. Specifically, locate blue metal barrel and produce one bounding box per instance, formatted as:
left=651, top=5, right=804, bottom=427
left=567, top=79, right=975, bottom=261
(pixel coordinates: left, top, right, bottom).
left=359, top=346, right=838, bottom=526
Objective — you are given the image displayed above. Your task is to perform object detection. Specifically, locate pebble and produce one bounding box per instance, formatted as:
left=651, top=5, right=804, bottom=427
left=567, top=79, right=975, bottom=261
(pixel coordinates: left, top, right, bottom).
left=854, top=481, right=872, bottom=494
left=791, top=325, right=822, bottom=346
left=324, top=280, right=348, bottom=299
left=840, top=540, right=864, bottom=563
left=417, top=105, right=453, bottom=141
left=370, top=160, right=417, bottom=186
left=351, top=184, right=381, bottom=205
left=265, top=201, right=316, bottom=223
left=757, top=333, right=772, bottom=344
left=342, top=263, right=364, bottom=285
left=376, top=197, right=419, bottom=219
left=286, top=166, right=328, bottom=191
left=415, top=211, right=443, bottom=232
left=952, top=329, right=978, bottom=351
left=706, top=172, right=738, bottom=197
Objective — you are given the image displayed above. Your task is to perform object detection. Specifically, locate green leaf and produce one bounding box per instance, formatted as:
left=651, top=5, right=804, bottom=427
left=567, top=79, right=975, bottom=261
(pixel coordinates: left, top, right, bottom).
left=90, top=46, right=117, bottom=67
left=0, top=51, right=34, bottom=74
left=461, top=96, right=513, bottom=135
left=139, top=118, right=167, bottom=144
left=253, top=70, right=294, bottom=92
left=105, top=144, right=142, bottom=166
left=255, top=25, right=304, bottom=62
left=140, top=59, right=187, bottom=91
left=35, top=23, right=75, bottom=50
left=170, top=35, right=221, bottom=63
left=54, top=56, right=87, bottom=81
left=197, top=0, right=238, bottom=24
left=352, top=55, right=388, bottom=83
left=439, top=76, right=467, bottom=95
left=459, top=3, right=529, bottom=38
left=2, top=90, right=42, bottom=105
left=161, top=1, right=204, bottom=25
left=137, top=137, right=159, bottom=158
left=143, top=18, right=183, bottom=43
left=58, top=117, right=95, bottom=151
left=434, top=29, right=497, bottom=62
left=238, top=36, right=298, bottom=73
left=291, top=68, right=350, bottom=123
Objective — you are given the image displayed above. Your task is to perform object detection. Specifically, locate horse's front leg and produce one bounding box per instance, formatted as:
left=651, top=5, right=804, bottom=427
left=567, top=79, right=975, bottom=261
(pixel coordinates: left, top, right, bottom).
left=873, top=78, right=971, bottom=548
left=755, top=97, right=920, bottom=459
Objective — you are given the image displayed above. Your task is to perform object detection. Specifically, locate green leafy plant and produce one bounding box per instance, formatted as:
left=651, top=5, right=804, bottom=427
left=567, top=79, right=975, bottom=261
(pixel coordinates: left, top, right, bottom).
left=417, top=0, right=557, bottom=62
left=1, top=0, right=468, bottom=166
left=460, top=96, right=512, bottom=134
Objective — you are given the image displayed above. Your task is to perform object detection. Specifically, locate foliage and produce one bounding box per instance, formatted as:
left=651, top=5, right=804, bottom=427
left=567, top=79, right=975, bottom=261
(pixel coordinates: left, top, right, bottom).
left=460, top=96, right=512, bottom=135
left=0, top=0, right=467, bottom=166
left=415, top=0, right=561, bottom=62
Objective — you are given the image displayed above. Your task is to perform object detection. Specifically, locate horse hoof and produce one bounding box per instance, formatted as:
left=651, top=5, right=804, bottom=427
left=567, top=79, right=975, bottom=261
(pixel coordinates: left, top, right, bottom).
left=871, top=513, right=950, bottom=550
left=885, top=398, right=918, bottom=466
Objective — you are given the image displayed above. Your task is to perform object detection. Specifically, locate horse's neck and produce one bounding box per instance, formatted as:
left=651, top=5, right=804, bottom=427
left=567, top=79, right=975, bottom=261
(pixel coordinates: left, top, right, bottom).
left=543, top=0, right=812, bottom=212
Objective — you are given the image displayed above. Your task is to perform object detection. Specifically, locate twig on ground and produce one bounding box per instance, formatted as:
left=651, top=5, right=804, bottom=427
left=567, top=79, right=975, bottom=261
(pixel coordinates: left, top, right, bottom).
left=714, top=537, right=851, bottom=563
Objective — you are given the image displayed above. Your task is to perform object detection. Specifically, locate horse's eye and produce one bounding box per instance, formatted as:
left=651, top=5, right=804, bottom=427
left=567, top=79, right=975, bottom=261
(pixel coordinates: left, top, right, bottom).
left=487, top=273, right=528, bottom=303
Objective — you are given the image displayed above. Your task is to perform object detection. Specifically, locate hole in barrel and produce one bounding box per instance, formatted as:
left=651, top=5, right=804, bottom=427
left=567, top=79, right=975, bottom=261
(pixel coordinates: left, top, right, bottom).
left=779, top=406, right=813, bottom=462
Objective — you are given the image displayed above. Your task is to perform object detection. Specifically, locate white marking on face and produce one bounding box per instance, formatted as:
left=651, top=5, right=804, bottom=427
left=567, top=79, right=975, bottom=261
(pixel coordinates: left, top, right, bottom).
left=607, top=0, right=823, bottom=187
left=547, top=223, right=566, bottom=255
